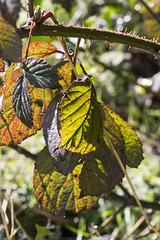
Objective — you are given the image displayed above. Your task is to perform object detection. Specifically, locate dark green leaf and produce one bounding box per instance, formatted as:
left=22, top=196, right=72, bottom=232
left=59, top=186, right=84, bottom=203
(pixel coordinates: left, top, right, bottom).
left=22, top=57, right=60, bottom=89
left=79, top=141, right=125, bottom=196
left=102, top=104, right=144, bottom=168
left=59, top=79, right=103, bottom=154
left=12, top=76, right=33, bottom=128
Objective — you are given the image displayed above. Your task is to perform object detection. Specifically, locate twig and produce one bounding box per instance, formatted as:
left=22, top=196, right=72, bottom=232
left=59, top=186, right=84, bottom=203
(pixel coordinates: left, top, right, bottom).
left=9, top=144, right=38, bottom=160
left=39, top=12, right=79, bottom=79
left=109, top=192, right=160, bottom=211
left=99, top=204, right=125, bottom=230
left=103, top=127, right=160, bottom=237
left=27, top=0, right=35, bottom=21
left=17, top=25, right=160, bottom=55
left=121, top=209, right=153, bottom=240
left=73, top=38, right=81, bottom=66
left=25, top=22, right=34, bottom=59
left=10, top=197, right=14, bottom=239
left=139, top=0, right=160, bottom=26
left=0, top=198, right=10, bottom=240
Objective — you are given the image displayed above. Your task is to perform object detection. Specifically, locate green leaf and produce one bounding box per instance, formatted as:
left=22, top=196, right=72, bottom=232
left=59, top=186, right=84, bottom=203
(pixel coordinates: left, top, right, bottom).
left=22, top=42, right=58, bottom=60
left=12, top=76, right=33, bottom=128
left=0, top=14, right=22, bottom=62
left=59, top=79, right=103, bottom=154
left=35, top=224, right=52, bottom=240
left=22, top=57, right=60, bottom=89
left=102, top=104, right=144, bottom=168
left=58, top=61, right=72, bottom=90
left=33, top=147, right=106, bottom=216
left=79, top=141, right=125, bottom=196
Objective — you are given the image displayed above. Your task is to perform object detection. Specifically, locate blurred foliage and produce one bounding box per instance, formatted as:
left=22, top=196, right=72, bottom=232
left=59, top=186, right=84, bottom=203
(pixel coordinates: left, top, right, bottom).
left=0, top=0, right=160, bottom=239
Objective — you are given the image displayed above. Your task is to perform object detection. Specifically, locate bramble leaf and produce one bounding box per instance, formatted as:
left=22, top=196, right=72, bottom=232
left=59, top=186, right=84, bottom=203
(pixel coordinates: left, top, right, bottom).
left=22, top=42, right=59, bottom=60
left=0, top=14, right=22, bottom=62
left=43, top=97, right=81, bottom=175
left=22, top=57, right=60, bottom=89
left=58, top=61, right=72, bottom=90
left=12, top=76, right=33, bottom=128
left=102, top=104, right=144, bottom=168
left=33, top=147, right=107, bottom=216
left=0, top=58, right=5, bottom=72
left=79, top=141, right=125, bottom=197
left=59, top=79, right=103, bottom=154
left=0, top=64, right=54, bottom=146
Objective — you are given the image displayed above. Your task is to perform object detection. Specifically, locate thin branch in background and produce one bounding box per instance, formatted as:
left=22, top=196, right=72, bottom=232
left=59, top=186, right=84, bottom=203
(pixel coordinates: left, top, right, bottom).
left=9, top=144, right=38, bottom=160
left=103, top=127, right=160, bottom=238
left=7, top=201, right=32, bottom=240
left=10, top=197, right=14, bottom=239
left=121, top=209, right=153, bottom=240
left=99, top=205, right=126, bottom=230
left=139, top=0, right=160, bottom=26
left=0, top=198, right=10, bottom=240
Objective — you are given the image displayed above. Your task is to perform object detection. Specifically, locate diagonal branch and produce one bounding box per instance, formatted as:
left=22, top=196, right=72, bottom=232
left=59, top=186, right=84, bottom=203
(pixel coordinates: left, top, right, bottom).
left=17, top=24, right=160, bottom=55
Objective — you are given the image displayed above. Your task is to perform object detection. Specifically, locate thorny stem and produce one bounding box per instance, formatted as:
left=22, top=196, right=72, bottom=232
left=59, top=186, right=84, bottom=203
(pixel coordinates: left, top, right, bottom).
left=17, top=25, right=160, bottom=55
left=139, top=0, right=160, bottom=26
left=40, top=11, right=79, bottom=79
left=103, top=127, right=160, bottom=238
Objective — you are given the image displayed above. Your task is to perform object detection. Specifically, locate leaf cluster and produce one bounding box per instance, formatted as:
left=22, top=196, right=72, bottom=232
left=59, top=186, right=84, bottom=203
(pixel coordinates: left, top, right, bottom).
left=0, top=41, right=143, bottom=216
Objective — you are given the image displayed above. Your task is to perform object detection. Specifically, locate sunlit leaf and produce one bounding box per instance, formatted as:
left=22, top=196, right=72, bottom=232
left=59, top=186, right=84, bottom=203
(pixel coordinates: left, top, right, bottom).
left=22, top=57, right=60, bottom=89
left=0, top=0, right=20, bottom=26
left=0, top=14, right=22, bottom=62
left=0, top=64, right=54, bottom=146
left=58, top=61, right=72, bottom=90
left=12, top=76, right=33, bottom=128
left=59, top=79, right=103, bottom=154
left=0, top=58, right=5, bottom=72
left=102, top=104, right=144, bottom=168
left=33, top=147, right=107, bottom=216
left=22, top=42, right=59, bottom=60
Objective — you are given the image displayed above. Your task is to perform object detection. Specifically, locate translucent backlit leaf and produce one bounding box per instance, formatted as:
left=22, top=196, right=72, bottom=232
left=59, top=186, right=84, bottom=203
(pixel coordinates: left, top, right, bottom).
left=33, top=147, right=106, bottom=216
left=0, top=64, right=54, bottom=146
left=102, top=104, right=144, bottom=168
left=22, top=42, right=58, bottom=60
left=22, top=57, right=60, bottom=89
left=57, top=61, right=72, bottom=90
left=0, top=58, right=5, bottom=72
left=0, top=14, right=22, bottom=62
left=59, top=79, right=103, bottom=154
left=12, top=76, right=33, bottom=128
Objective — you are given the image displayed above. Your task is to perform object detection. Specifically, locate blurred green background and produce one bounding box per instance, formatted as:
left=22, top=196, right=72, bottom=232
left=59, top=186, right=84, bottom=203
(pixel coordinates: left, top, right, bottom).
left=0, top=0, right=160, bottom=239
